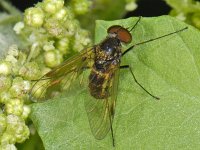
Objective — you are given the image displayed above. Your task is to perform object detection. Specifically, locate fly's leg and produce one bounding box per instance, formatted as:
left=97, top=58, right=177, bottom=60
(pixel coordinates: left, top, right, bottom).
left=108, top=103, right=115, bottom=147
left=120, top=65, right=159, bottom=100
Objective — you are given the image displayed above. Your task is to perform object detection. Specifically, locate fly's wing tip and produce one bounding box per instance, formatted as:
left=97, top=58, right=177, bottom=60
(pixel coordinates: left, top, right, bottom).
left=28, top=91, right=39, bottom=102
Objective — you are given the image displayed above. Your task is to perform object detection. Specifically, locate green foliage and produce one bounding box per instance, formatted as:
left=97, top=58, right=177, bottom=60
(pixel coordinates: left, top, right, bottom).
left=166, top=0, right=200, bottom=29
left=75, top=0, right=137, bottom=35
left=31, top=16, right=200, bottom=149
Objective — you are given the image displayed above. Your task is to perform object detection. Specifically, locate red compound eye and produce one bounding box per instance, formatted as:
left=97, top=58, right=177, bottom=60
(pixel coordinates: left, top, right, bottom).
left=107, top=25, right=132, bottom=43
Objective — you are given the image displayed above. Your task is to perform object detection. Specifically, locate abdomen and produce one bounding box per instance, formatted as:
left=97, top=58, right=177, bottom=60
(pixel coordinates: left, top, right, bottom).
left=88, top=68, right=112, bottom=99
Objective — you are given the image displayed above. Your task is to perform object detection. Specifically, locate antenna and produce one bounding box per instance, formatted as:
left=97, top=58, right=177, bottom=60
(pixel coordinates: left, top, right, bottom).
left=122, top=26, right=188, bottom=56
left=127, top=16, right=142, bottom=32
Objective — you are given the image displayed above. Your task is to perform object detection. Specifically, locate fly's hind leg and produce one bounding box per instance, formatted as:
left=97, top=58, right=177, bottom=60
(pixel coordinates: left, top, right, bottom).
left=120, top=65, right=160, bottom=100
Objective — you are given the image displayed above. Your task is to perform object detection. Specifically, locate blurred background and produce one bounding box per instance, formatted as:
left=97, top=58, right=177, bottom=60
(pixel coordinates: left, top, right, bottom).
left=10, top=0, right=171, bottom=17
left=8, top=0, right=200, bottom=30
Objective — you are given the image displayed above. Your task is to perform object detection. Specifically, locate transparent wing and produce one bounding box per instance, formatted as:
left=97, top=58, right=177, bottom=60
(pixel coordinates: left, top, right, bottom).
left=30, top=47, right=94, bottom=101
left=84, top=65, right=120, bottom=140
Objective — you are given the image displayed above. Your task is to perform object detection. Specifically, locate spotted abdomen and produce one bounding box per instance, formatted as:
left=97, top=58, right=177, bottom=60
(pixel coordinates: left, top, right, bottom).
left=88, top=69, right=112, bottom=99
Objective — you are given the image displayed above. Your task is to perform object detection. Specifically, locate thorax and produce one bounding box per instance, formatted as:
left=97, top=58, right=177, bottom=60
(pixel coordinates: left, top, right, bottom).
left=93, top=37, right=122, bottom=73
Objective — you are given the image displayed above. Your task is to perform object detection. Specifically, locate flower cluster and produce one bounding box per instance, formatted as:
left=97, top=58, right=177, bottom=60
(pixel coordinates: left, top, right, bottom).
left=125, top=0, right=138, bottom=11
left=0, top=45, right=31, bottom=149
left=0, top=0, right=92, bottom=149
left=22, top=0, right=92, bottom=67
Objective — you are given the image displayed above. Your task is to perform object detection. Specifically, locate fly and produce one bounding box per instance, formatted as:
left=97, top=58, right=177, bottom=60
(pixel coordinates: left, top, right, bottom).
left=30, top=17, right=188, bottom=147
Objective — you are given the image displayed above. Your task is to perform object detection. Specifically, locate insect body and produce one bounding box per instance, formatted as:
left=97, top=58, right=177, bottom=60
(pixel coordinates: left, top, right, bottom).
left=89, top=36, right=121, bottom=99
left=89, top=24, right=134, bottom=100
left=30, top=17, right=187, bottom=147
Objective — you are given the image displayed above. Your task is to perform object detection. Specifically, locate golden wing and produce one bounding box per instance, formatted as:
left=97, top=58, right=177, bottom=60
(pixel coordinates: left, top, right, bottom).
left=30, top=47, right=94, bottom=101
left=84, top=65, right=120, bottom=144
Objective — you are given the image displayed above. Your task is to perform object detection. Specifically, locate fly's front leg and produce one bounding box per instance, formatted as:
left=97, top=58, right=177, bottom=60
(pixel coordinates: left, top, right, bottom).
left=120, top=65, right=160, bottom=100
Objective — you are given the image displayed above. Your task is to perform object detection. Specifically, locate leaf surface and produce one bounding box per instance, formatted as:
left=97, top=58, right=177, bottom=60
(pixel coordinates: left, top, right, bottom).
left=31, top=16, right=200, bottom=149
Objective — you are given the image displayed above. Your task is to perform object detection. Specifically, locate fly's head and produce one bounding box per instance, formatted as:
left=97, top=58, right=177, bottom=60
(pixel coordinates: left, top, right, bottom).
left=107, top=25, right=132, bottom=43
left=102, top=25, right=133, bottom=60
left=94, top=25, right=133, bottom=71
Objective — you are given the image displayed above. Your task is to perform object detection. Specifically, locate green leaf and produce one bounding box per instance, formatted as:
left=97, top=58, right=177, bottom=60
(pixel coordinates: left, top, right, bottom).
left=30, top=16, right=200, bottom=149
